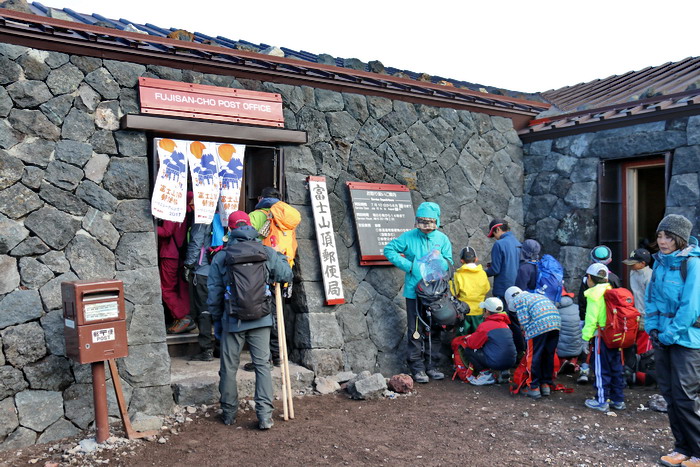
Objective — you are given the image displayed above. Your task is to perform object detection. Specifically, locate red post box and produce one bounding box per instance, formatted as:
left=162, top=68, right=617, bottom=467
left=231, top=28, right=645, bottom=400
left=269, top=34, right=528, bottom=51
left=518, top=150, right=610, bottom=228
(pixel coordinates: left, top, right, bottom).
left=62, top=280, right=128, bottom=364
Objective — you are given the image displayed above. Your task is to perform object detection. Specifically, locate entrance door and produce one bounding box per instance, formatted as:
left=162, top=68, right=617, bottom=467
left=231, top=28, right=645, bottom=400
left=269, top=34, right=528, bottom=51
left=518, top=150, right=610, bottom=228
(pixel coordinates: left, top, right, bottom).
left=622, top=159, right=666, bottom=256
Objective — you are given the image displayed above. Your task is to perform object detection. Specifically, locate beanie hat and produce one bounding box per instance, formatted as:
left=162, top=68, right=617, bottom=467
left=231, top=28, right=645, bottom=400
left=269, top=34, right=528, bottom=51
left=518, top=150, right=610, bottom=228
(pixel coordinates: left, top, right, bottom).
left=657, top=214, right=693, bottom=243
left=590, top=245, right=612, bottom=265
left=504, top=286, right=522, bottom=310
left=228, top=211, right=251, bottom=229
left=480, top=297, right=505, bottom=313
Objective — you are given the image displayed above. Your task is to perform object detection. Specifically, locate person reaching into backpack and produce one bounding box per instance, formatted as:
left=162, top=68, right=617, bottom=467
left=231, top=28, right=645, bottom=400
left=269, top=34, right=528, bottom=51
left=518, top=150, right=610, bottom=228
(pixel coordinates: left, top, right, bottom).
left=451, top=297, right=516, bottom=385
left=450, top=246, right=490, bottom=336
left=515, top=239, right=541, bottom=292
left=207, top=211, right=293, bottom=430
left=385, top=202, right=453, bottom=384
left=645, top=214, right=700, bottom=467
left=243, top=187, right=301, bottom=372
left=579, top=263, right=627, bottom=412
left=504, top=286, right=561, bottom=400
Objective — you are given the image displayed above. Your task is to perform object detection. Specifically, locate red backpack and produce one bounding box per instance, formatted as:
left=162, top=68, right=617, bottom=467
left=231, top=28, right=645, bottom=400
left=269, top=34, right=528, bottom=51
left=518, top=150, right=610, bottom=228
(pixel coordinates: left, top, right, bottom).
left=601, top=288, right=640, bottom=350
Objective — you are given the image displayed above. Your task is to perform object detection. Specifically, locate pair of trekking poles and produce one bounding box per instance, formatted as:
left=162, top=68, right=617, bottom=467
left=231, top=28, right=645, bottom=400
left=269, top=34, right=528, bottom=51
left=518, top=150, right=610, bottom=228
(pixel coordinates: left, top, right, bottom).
left=275, top=283, right=295, bottom=420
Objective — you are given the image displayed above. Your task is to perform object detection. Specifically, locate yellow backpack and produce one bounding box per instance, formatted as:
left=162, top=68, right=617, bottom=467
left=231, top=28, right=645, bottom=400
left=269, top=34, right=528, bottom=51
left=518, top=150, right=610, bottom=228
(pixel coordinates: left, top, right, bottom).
left=261, top=201, right=301, bottom=267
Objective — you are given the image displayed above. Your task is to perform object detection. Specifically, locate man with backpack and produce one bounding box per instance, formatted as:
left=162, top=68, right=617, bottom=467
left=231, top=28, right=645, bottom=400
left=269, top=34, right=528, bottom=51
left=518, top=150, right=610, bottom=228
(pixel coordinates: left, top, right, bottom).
left=207, top=211, right=293, bottom=430
left=243, top=187, right=301, bottom=371
left=385, top=202, right=453, bottom=384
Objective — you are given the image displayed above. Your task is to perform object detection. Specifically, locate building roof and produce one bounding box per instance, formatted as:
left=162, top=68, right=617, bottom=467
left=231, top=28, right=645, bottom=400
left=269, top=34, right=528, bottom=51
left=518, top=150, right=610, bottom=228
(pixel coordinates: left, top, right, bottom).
left=0, top=2, right=548, bottom=127
left=520, top=57, right=700, bottom=141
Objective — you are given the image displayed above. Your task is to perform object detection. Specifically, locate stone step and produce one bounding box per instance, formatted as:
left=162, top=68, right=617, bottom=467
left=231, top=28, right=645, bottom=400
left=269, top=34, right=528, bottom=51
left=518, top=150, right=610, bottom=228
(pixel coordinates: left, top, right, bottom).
left=166, top=333, right=198, bottom=358
left=170, top=355, right=315, bottom=407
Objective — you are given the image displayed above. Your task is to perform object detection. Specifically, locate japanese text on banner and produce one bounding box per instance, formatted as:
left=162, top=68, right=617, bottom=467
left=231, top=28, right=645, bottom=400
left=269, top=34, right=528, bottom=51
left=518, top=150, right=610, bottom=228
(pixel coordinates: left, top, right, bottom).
left=186, top=140, right=220, bottom=224
left=214, top=143, right=246, bottom=220
left=151, top=138, right=188, bottom=222
left=308, top=177, right=344, bottom=303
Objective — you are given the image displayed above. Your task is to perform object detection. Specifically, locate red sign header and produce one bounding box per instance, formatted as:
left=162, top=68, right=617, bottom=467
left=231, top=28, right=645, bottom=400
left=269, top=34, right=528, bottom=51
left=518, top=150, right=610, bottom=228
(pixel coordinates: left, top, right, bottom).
left=138, top=77, right=284, bottom=127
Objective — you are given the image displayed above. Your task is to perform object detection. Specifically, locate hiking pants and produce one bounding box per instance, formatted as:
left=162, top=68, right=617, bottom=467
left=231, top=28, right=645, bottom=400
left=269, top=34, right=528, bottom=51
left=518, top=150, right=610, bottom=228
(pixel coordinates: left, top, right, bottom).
left=529, top=330, right=559, bottom=389
left=406, top=298, right=442, bottom=375
left=219, top=326, right=273, bottom=421
left=189, top=273, right=214, bottom=352
left=461, top=348, right=489, bottom=374
left=593, top=335, right=625, bottom=405
left=655, top=345, right=700, bottom=458
left=159, top=258, right=189, bottom=319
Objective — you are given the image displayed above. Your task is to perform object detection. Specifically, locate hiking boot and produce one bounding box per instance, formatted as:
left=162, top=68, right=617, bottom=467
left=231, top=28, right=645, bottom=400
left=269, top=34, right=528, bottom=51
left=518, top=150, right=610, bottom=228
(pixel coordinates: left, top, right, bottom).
left=681, top=457, right=700, bottom=467
left=660, top=452, right=690, bottom=467
left=521, top=386, right=542, bottom=399
left=610, top=400, right=626, bottom=410
left=413, top=371, right=429, bottom=384
left=426, top=369, right=445, bottom=380
left=470, top=371, right=495, bottom=386
left=243, top=362, right=255, bottom=372
left=189, top=350, right=213, bottom=362
left=167, top=317, right=196, bottom=334
left=221, top=412, right=236, bottom=426
left=540, top=384, right=552, bottom=397
left=577, top=367, right=589, bottom=384
left=258, top=416, right=274, bottom=430
left=584, top=398, right=609, bottom=412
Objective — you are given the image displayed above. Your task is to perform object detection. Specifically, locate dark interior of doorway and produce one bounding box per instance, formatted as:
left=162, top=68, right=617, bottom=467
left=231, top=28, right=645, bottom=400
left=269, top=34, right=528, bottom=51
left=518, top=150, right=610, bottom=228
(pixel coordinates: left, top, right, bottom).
left=634, top=166, right=666, bottom=252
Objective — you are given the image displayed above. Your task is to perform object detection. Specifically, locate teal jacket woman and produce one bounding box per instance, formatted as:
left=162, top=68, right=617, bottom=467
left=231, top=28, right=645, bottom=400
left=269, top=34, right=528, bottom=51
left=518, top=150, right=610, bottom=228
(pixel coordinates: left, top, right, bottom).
left=645, top=214, right=700, bottom=467
left=384, top=202, right=453, bottom=299
left=646, top=244, right=700, bottom=349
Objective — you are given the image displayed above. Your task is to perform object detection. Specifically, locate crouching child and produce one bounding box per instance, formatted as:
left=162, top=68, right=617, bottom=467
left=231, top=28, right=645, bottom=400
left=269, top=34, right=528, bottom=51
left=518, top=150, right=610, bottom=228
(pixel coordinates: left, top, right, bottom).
left=451, top=297, right=516, bottom=385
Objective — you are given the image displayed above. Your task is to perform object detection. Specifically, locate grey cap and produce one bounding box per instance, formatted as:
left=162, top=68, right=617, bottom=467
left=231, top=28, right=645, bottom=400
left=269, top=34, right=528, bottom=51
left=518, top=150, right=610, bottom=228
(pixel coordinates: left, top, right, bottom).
left=657, top=214, right=693, bottom=243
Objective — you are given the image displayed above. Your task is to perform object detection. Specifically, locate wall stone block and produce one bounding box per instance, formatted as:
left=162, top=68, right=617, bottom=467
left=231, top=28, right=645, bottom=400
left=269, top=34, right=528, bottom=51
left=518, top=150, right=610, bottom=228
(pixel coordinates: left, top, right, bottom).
left=1, top=322, right=46, bottom=368
left=66, top=234, right=115, bottom=280
left=23, top=355, right=72, bottom=391
left=103, top=157, right=149, bottom=199
left=38, top=182, right=89, bottom=216
left=0, top=214, right=28, bottom=254
left=18, top=258, right=53, bottom=290
left=0, top=365, right=28, bottom=400
left=46, top=63, right=83, bottom=95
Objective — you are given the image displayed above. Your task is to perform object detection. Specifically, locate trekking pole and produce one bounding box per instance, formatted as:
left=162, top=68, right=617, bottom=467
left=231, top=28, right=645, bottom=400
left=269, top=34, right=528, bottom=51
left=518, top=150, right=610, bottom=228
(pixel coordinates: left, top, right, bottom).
left=276, top=283, right=295, bottom=419
left=275, top=283, right=289, bottom=421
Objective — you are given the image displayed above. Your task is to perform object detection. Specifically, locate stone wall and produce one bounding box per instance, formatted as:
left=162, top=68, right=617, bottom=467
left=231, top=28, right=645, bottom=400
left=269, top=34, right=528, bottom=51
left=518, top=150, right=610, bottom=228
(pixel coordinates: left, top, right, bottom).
left=523, top=118, right=700, bottom=293
left=276, top=88, right=526, bottom=376
left=0, top=44, right=172, bottom=450
left=0, top=42, right=527, bottom=447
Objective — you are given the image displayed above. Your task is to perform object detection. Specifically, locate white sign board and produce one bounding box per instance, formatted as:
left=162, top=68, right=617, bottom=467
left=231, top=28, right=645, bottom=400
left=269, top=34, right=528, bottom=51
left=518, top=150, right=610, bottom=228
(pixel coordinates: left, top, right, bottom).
left=307, top=176, right=345, bottom=305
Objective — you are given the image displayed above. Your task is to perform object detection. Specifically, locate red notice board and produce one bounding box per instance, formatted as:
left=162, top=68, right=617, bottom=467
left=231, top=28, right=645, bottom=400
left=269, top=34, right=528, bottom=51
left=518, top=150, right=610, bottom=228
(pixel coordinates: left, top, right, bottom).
left=346, top=182, right=415, bottom=266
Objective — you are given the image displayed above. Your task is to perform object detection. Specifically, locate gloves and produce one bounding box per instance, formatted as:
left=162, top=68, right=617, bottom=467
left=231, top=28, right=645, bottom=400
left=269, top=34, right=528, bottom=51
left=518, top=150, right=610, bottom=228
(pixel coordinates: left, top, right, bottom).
left=581, top=338, right=590, bottom=355
left=283, top=283, right=293, bottom=299
left=649, top=329, right=664, bottom=349
left=184, top=267, right=192, bottom=283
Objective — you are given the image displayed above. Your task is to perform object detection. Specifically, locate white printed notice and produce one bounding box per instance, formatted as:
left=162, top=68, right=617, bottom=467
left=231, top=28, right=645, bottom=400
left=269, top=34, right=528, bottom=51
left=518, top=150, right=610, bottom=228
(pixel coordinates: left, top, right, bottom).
left=92, top=328, right=115, bottom=343
left=307, top=176, right=345, bottom=305
left=84, top=302, right=119, bottom=322
left=187, top=140, right=220, bottom=224
left=214, top=143, right=246, bottom=221
left=151, top=138, right=189, bottom=222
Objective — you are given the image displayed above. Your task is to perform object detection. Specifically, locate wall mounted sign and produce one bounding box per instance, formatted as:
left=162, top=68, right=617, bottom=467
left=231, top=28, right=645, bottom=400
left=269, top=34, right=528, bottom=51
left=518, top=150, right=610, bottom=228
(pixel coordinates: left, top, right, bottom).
left=308, top=176, right=345, bottom=305
left=151, top=137, right=245, bottom=223
left=346, top=182, right=415, bottom=266
left=139, top=77, right=284, bottom=127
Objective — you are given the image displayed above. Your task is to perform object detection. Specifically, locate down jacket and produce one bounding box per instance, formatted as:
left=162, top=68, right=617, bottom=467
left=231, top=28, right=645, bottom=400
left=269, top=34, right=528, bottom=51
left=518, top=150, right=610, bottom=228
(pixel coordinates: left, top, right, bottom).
left=556, top=296, right=583, bottom=358
left=458, top=313, right=517, bottom=370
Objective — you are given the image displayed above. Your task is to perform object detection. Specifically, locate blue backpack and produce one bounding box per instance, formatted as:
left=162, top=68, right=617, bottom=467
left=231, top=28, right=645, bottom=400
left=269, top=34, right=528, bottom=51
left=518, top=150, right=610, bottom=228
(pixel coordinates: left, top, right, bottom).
left=535, top=254, right=564, bottom=303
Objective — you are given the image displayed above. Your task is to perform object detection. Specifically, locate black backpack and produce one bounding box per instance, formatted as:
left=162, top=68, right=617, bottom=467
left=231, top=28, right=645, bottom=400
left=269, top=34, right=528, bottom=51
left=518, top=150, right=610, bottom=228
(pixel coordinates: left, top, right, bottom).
left=224, top=240, right=271, bottom=321
left=415, top=278, right=467, bottom=327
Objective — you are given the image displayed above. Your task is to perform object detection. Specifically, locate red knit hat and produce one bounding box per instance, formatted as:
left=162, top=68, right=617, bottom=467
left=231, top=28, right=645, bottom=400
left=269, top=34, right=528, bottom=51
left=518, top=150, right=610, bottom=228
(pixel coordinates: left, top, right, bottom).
left=228, top=211, right=251, bottom=229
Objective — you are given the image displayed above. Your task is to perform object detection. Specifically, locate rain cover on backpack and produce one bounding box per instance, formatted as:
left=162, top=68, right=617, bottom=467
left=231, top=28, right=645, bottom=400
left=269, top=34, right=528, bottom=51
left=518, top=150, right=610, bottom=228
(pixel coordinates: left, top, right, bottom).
left=535, top=254, right=564, bottom=303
